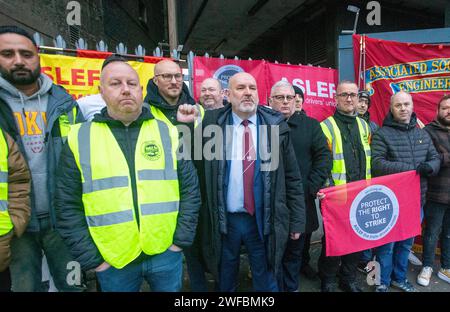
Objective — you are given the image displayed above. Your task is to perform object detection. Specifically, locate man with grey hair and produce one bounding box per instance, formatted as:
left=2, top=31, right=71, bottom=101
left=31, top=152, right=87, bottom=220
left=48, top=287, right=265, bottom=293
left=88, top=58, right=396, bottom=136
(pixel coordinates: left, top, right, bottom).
left=371, top=90, right=440, bottom=292
left=269, top=80, right=331, bottom=291
left=199, top=78, right=225, bottom=110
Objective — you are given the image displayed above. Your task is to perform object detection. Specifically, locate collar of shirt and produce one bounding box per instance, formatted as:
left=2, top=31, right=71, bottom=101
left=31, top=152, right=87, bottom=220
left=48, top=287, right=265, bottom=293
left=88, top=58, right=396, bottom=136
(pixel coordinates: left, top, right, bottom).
left=231, top=111, right=257, bottom=126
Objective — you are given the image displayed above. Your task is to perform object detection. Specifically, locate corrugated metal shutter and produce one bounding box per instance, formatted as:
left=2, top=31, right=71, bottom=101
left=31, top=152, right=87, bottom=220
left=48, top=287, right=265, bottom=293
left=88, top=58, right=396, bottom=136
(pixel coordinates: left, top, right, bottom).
left=306, top=13, right=327, bottom=66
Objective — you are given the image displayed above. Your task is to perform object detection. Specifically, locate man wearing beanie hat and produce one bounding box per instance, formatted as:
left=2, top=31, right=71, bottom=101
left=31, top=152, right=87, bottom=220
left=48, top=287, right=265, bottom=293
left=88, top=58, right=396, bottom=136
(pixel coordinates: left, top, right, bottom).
left=355, top=90, right=378, bottom=274
left=292, top=84, right=323, bottom=279
left=356, top=90, right=378, bottom=133
left=293, top=86, right=304, bottom=112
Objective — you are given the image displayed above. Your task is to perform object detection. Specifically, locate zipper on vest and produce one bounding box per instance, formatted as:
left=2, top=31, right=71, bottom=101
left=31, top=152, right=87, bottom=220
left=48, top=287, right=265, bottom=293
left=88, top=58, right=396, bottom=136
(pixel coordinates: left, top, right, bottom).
left=125, top=126, right=140, bottom=229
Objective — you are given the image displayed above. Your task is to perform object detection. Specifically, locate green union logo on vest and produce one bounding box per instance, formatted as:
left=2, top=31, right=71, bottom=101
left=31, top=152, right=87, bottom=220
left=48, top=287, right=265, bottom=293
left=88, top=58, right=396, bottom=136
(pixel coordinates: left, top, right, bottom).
left=142, top=141, right=162, bottom=161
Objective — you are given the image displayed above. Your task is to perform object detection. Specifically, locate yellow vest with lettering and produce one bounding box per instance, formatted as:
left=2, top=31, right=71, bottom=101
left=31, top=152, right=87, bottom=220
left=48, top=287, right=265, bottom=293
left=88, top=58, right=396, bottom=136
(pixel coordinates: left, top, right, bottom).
left=320, top=116, right=371, bottom=185
left=0, top=130, right=13, bottom=235
left=68, top=119, right=180, bottom=269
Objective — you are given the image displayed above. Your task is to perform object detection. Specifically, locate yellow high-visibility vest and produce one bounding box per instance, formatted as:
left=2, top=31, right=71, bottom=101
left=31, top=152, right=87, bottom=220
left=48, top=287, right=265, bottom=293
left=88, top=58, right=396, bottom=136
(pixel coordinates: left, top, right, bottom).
left=320, top=116, right=371, bottom=185
left=68, top=119, right=180, bottom=269
left=0, top=130, right=13, bottom=235
left=59, top=106, right=78, bottom=140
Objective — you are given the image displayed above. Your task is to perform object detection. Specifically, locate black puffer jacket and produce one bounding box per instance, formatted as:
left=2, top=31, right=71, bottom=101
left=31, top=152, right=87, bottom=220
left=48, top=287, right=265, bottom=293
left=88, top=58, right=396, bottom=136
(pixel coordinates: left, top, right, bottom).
left=197, top=105, right=305, bottom=279
left=371, top=112, right=441, bottom=205
left=55, top=107, right=201, bottom=270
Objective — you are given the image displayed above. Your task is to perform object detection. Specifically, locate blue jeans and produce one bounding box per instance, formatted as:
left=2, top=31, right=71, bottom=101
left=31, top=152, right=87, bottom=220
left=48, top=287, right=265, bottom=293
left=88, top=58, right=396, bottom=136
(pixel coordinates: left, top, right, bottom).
left=422, top=201, right=450, bottom=269
left=281, top=233, right=306, bottom=291
left=375, top=236, right=415, bottom=286
left=9, top=217, right=83, bottom=292
left=219, top=213, right=278, bottom=292
left=96, top=249, right=183, bottom=292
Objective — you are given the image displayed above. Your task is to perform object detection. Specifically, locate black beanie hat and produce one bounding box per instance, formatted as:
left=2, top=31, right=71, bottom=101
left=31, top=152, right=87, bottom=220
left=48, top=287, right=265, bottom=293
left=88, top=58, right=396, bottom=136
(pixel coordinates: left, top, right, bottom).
left=358, top=90, right=371, bottom=106
left=293, top=85, right=304, bottom=101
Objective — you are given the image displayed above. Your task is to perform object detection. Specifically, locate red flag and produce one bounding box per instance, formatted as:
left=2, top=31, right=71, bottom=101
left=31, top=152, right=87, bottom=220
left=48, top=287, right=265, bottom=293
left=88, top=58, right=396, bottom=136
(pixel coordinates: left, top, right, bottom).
left=266, top=63, right=337, bottom=121
left=320, top=171, right=421, bottom=257
left=353, top=34, right=450, bottom=126
left=192, top=56, right=338, bottom=118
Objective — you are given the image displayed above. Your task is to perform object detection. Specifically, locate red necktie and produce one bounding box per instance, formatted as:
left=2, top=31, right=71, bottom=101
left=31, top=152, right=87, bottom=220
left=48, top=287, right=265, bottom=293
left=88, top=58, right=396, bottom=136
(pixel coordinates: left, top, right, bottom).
left=242, top=120, right=255, bottom=216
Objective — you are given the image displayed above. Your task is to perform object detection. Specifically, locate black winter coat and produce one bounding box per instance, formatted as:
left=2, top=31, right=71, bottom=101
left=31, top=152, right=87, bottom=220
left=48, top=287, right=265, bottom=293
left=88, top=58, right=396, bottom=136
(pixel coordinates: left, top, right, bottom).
left=360, top=111, right=379, bottom=134
left=55, top=107, right=201, bottom=270
left=424, top=120, right=450, bottom=205
left=197, top=105, right=306, bottom=279
left=287, top=111, right=332, bottom=233
left=371, top=112, right=441, bottom=206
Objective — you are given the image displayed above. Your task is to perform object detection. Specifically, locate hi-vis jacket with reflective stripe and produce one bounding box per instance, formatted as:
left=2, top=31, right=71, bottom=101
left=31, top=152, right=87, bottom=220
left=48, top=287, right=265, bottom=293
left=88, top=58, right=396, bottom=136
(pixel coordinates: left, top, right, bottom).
left=0, top=130, right=13, bottom=235
left=320, top=116, right=371, bottom=185
left=67, top=119, right=180, bottom=269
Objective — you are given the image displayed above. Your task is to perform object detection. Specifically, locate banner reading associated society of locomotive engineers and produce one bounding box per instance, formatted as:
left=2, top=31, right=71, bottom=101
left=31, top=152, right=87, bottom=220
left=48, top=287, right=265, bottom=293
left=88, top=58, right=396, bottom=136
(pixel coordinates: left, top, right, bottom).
left=193, top=56, right=338, bottom=121
left=320, top=171, right=421, bottom=257
left=40, top=51, right=164, bottom=100
left=353, top=34, right=450, bottom=126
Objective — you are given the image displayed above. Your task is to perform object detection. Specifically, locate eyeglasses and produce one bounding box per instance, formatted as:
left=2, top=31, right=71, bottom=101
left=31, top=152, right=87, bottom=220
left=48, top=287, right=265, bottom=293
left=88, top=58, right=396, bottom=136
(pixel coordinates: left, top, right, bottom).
left=154, top=73, right=183, bottom=82
left=272, top=95, right=295, bottom=102
left=337, top=93, right=358, bottom=99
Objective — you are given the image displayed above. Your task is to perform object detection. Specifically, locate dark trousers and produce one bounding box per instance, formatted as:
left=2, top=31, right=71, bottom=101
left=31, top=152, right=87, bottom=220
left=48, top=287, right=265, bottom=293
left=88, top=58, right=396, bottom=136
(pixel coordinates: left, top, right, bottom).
left=422, top=200, right=450, bottom=269
left=184, top=241, right=209, bottom=292
left=280, top=233, right=306, bottom=291
left=219, top=213, right=278, bottom=292
left=301, top=232, right=312, bottom=268
left=0, top=268, right=11, bottom=292
left=318, top=235, right=360, bottom=284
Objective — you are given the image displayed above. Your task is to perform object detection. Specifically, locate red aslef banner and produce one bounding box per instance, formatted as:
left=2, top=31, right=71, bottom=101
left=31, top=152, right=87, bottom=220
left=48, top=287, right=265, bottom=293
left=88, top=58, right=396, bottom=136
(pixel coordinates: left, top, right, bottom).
left=193, top=56, right=267, bottom=104
left=193, top=57, right=338, bottom=121
left=353, top=34, right=450, bottom=126
left=266, top=63, right=338, bottom=121
left=320, top=171, right=421, bottom=257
